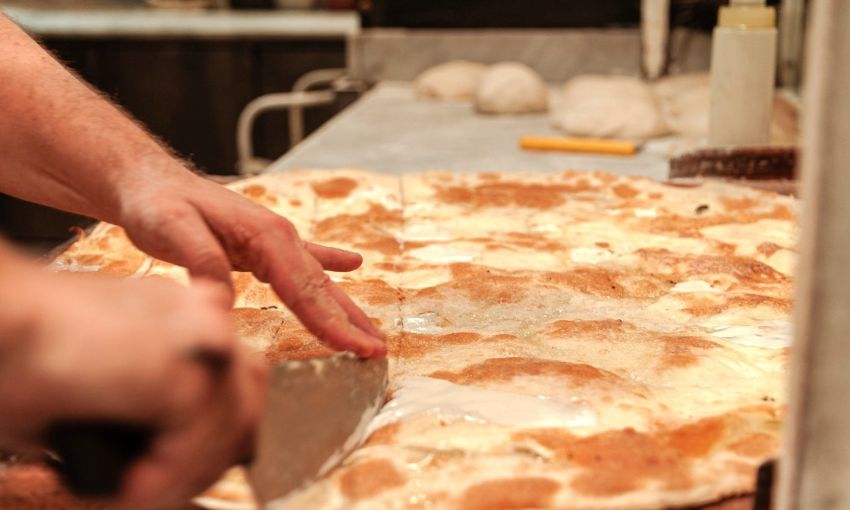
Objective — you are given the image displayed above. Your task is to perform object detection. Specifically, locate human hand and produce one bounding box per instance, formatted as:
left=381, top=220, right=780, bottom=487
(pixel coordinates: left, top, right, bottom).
left=116, top=170, right=386, bottom=359
left=0, top=269, right=266, bottom=510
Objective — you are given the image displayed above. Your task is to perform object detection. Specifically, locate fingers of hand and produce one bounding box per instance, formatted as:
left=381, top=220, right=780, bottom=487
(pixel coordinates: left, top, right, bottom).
left=127, top=204, right=235, bottom=304
left=284, top=268, right=384, bottom=359
left=190, top=197, right=384, bottom=357
left=256, top=238, right=384, bottom=358
left=325, top=279, right=386, bottom=342
left=119, top=346, right=266, bottom=509
left=303, top=242, right=363, bottom=272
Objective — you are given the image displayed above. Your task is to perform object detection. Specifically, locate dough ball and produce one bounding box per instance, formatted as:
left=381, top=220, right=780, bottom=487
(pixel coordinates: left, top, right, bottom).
left=414, top=60, right=486, bottom=102
left=653, top=72, right=711, bottom=136
left=474, top=62, right=549, bottom=115
left=553, top=75, right=669, bottom=139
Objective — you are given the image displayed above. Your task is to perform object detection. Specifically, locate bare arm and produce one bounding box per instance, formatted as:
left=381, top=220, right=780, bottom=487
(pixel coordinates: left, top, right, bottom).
left=0, top=16, right=166, bottom=222
left=0, top=15, right=384, bottom=357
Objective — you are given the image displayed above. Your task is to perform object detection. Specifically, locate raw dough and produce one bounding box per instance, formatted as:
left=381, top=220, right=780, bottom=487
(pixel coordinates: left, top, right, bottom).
left=553, top=75, right=669, bottom=139
left=414, top=60, right=486, bottom=102
left=653, top=72, right=711, bottom=136
left=474, top=62, right=549, bottom=114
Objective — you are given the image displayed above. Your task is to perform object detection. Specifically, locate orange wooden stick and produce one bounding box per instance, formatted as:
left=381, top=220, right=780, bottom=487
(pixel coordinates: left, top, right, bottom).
left=520, top=136, right=638, bottom=156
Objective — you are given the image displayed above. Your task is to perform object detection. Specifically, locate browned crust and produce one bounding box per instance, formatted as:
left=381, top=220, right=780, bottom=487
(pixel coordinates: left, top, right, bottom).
left=669, top=147, right=797, bottom=181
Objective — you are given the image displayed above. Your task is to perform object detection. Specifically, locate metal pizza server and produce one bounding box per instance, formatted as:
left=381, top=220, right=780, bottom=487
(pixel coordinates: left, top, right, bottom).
left=249, top=353, right=388, bottom=508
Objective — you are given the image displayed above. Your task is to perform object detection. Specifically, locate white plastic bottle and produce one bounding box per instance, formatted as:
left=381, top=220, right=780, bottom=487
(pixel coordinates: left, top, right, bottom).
left=709, top=0, right=778, bottom=146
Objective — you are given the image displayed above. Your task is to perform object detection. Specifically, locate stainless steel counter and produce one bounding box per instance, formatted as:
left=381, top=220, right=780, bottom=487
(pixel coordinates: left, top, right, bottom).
left=267, top=82, right=671, bottom=179
left=1, top=1, right=358, bottom=39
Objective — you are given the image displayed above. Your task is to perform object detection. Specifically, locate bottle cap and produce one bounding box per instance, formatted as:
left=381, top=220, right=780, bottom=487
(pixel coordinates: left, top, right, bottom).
left=719, top=2, right=776, bottom=29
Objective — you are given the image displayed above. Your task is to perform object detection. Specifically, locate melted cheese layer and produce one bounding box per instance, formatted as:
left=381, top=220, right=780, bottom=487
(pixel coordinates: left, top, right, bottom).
left=367, top=376, right=598, bottom=436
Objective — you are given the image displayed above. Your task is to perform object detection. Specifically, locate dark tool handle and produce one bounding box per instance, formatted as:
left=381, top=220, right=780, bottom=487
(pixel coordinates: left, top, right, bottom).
left=46, top=421, right=153, bottom=498
left=753, top=458, right=776, bottom=510
left=45, top=347, right=230, bottom=498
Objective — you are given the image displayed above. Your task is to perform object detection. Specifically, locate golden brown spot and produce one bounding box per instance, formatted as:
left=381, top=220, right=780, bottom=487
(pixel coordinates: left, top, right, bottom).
left=240, top=184, right=278, bottom=206
left=757, top=242, right=784, bottom=258
left=231, top=307, right=284, bottom=338
left=435, top=181, right=596, bottom=210
left=729, top=433, right=778, bottom=458
left=394, top=332, right=512, bottom=359
left=478, top=172, right=501, bottom=181
left=660, top=335, right=719, bottom=368
left=289, top=198, right=303, bottom=207
left=680, top=295, right=727, bottom=317
left=661, top=416, right=726, bottom=457
left=460, top=477, right=559, bottom=510
left=338, top=279, right=401, bottom=306
left=384, top=331, right=406, bottom=358
left=612, top=183, right=640, bottom=199
left=436, top=332, right=481, bottom=344
left=642, top=204, right=796, bottom=237
left=542, top=268, right=668, bottom=299
left=766, top=204, right=796, bottom=221
left=680, top=293, right=792, bottom=317
left=542, top=268, right=623, bottom=297
left=516, top=428, right=693, bottom=496
left=356, top=236, right=403, bottom=256
left=430, top=357, right=619, bottom=386
left=231, top=308, right=334, bottom=361
left=339, top=459, right=406, bottom=500
left=649, top=192, right=664, bottom=199
left=721, top=196, right=758, bottom=211
left=233, top=272, right=280, bottom=307
left=241, top=184, right=267, bottom=198
left=596, top=241, right=611, bottom=249
left=712, top=241, right=739, bottom=255
left=315, top=204, right=401, bottom=233
left=728, top=294, right=792, bottom=313
left=311, top=177, right=358, bottom=199
left=314, top=204, right=403, bottom=255
left=414, top=264, right=528, bottom=304
left=547, top=319, right=634, bottom=339
left=636, top=248, right=789, bottom=285
left=503, top=232, right=565, bottom=251
left=260, top=319, right=335, bottom=362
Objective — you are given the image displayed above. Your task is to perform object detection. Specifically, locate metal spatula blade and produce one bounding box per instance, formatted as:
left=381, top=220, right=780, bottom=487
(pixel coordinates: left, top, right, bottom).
left=248, top=353, right=388, bottom=507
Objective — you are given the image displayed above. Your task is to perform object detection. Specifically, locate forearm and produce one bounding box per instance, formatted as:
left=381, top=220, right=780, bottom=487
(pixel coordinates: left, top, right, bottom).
left=0, top=16, right=194, bottom=223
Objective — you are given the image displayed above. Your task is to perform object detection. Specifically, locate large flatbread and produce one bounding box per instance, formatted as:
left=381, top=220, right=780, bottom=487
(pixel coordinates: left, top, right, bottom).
left=55, top=169, right=797, bottom=509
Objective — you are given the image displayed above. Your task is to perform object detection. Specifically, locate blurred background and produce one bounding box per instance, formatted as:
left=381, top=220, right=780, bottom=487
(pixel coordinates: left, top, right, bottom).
left=0, top=0, right=797, bottom=252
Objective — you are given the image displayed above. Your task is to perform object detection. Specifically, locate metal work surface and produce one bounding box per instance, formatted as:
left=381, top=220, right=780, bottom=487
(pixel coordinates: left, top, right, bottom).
left=267, top=82, right=670, bottom=179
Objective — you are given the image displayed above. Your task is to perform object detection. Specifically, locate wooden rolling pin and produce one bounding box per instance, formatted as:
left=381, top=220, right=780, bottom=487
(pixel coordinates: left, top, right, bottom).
left=520, top=136, right=638, bottom=156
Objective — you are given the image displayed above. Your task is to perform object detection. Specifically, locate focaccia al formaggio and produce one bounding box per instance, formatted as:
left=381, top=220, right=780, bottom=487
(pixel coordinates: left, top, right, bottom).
left=54, top=169, right=797, bottom=509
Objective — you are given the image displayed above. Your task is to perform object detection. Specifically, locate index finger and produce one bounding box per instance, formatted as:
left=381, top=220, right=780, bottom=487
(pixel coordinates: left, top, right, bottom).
left=250, top=226, right=386, bottom=358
